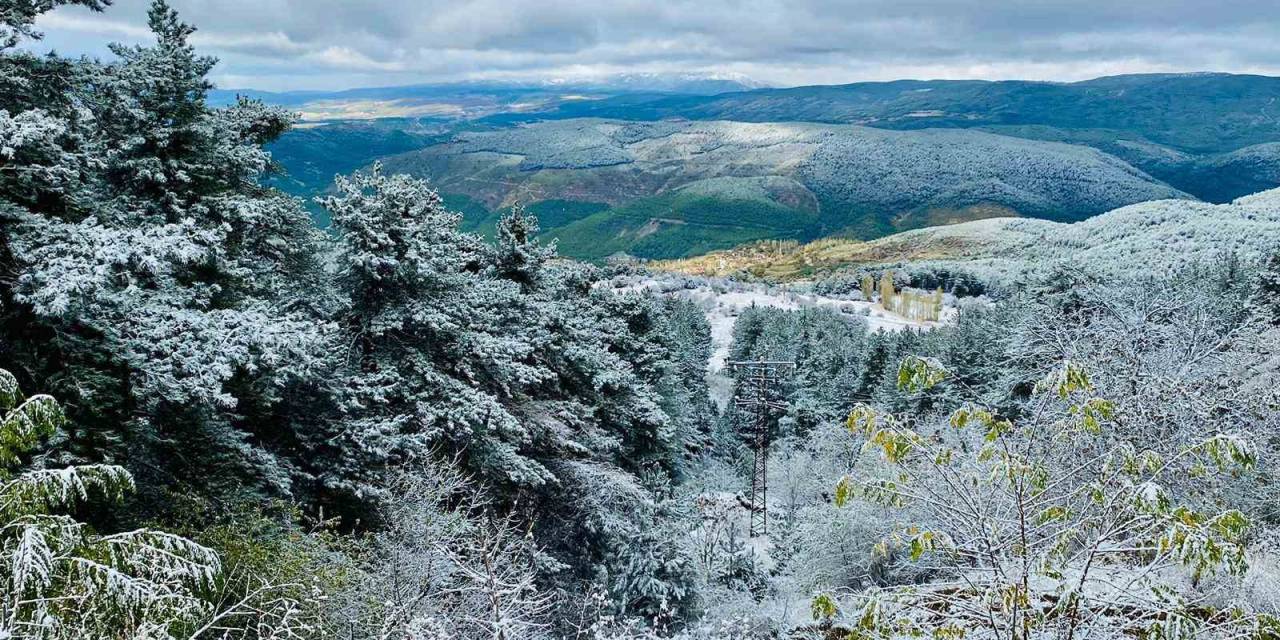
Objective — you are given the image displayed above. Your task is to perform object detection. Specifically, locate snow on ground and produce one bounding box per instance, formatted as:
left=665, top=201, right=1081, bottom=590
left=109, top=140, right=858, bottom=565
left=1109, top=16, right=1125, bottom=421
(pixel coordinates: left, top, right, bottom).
left=609, top=275, right=953, bottom=409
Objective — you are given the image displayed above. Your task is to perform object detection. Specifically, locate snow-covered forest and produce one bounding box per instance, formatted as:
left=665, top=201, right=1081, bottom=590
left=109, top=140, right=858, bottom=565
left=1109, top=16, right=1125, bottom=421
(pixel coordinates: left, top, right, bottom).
left=2, top=2, right=1280, bottom=639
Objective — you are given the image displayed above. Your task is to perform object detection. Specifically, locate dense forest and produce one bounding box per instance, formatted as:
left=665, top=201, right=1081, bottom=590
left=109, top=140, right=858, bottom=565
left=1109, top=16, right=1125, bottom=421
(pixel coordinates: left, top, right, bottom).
left=2, top=2, right=1279, bottom=639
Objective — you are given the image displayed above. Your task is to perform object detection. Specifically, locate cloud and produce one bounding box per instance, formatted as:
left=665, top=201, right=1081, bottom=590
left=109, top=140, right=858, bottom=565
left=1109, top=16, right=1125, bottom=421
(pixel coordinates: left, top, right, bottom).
left=37, top=11, right=153, bottom=39
left=26, top=0, right=1280, bottom=91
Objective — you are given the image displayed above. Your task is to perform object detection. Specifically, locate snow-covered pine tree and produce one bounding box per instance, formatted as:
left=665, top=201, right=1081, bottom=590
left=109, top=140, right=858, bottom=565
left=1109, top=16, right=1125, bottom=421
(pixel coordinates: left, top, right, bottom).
left=322, top=168, right=713, bottom=620
left=492, top=203, right=557, bottom=290
left=324, top=164, right=557, bottom=496
left=1, top=0, right=331, bottom=499
left=0, top=1, right=107, bottom=50
left=1250, top=249, right=1280, bottom=326
left=0, top=368, right=221, bottom=639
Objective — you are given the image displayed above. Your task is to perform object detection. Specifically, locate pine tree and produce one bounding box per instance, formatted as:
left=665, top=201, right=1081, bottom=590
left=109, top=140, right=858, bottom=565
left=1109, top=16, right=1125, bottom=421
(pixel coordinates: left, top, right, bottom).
left=1249, top=249, right=1280, bottom=326
left=0, top=1, right=107, bottom=49
left=492, top=203, right=556, bottom=290
left=0, top=368, right=221, bottom=639
left=323, top=164, right=553, bottom=495
left=1, top=0, right=330, bottom=500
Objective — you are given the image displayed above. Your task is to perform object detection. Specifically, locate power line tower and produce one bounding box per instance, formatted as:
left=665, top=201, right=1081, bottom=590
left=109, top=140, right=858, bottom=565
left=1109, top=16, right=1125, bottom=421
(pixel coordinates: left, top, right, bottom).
left=728, top=360, right=794, bottom=537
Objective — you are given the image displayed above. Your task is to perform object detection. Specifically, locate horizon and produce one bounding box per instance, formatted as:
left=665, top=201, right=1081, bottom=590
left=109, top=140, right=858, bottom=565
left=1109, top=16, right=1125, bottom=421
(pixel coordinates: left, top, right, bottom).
left=30, top=0, right=1280, bottom=92
left=207, top=69, right=1270, bottom=97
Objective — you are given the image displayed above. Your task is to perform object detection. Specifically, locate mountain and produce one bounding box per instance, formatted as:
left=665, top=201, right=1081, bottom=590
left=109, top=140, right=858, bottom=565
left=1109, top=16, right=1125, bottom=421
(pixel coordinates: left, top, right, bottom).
left=208, top=73, right=765, bottom=121
left=210, top=84, right=615, bottom=122
left=542, top=72, right=769, bottom=94
left=655, top=188, right=1280, bottom=283
left=535, top=73, right=1280, bottom=155
left=249, top=73, right=1280, bottom=241
left=375, top=118, right=1188, bottom=261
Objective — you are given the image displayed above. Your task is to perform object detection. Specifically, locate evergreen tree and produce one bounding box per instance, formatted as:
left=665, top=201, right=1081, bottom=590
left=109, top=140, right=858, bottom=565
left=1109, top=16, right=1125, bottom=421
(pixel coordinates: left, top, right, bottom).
left=1249, top=249, right=1280, bottom=326
left=0, top=368, right=221, bottom=639
left=323, top=164, right=550, bottom=495
left=0, top=1, right=107, bottom=50
left=492, top=203, right=555, bottom=290
left=1, top=0, right=330, bottom=502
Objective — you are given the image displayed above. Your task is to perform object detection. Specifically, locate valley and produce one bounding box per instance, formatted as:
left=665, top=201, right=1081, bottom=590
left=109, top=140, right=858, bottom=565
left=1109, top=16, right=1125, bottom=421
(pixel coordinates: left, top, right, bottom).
left=371, top=118, right=1187, bottom=259
left=258, top=73, right=1280, bottom=263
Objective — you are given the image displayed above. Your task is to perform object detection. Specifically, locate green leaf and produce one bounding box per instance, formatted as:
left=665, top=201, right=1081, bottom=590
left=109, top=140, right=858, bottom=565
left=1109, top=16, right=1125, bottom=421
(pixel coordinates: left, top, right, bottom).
left=834, top=475, right=854, bottom=507
left=846, top=404, right=878, bottom=434
left=811, top=593, right=838, bottom=621
left=1036, top=505, right=1070, bottom=525
left=1036, top=361, right=1093, bottom=398
left=896, top=356, right=948, bottom=393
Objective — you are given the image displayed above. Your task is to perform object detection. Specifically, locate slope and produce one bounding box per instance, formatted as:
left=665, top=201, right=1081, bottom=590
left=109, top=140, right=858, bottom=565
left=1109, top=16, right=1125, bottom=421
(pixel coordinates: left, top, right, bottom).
left=657, top=188, right=1280, bottom=283
left=539, top=73, right=1280, bottom=154
left=378, top=119, right=1188, bottom=260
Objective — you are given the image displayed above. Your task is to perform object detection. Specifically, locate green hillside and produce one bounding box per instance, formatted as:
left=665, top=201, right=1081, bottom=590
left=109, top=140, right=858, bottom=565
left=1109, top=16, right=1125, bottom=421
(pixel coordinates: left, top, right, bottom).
left=377, top=119, right=1186, bottom=260
left=258, top=74, right=1280, bottom=256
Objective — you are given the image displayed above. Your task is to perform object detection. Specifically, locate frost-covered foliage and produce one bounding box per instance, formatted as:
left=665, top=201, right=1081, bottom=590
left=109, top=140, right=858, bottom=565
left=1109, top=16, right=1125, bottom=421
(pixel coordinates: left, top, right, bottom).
left=3, top=2, right=721, bottom=631
left=0, top=368, right=211, bottom=638
left=796, top=126, right=1188, bottom=224
left=4, top=2, right=1280, bottom=638
left=320, top=163, right=716, bottom=624
left=0, top=1, right=106, bottom=49
left=699, top=259, right=1280, bottom=638
left=323, top=163, right=711, bottom=489
left=0, top=0, right=330, bottom=500
left=825, top=357, right=1262, bottom=639
left=330, top=463, right=554, bottom=640
left=842, top=189, right=1280, bottom=290
left=0, top=368, right=324, bottom=639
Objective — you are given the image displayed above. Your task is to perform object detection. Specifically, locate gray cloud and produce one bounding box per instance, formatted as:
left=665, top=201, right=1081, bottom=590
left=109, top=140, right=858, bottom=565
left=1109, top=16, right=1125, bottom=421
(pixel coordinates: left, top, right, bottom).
left=28, top=0, right=1280, bottom=90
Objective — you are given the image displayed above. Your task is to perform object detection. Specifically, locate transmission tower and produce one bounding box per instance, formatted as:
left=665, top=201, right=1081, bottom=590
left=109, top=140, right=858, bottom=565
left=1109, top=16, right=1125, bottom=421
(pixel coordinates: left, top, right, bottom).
left=728, top=360, right=794, bottom=537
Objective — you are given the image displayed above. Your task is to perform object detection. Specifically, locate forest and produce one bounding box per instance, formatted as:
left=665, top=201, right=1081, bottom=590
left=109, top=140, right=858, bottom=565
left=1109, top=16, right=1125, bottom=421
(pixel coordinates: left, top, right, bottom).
left=1, top=2, right=1279, bottom=639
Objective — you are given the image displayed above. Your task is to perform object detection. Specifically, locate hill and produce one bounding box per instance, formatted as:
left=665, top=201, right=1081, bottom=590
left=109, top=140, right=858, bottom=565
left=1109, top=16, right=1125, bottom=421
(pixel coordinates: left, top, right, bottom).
left=209, top=73, right=764, bottom=121
left=656, top=188, right=1280, bottom=283
left=252, top=73, right=1280, bottom=244
left=377, top=118, right=1187, bottom=260
left=539, top=73, right=1280, bottom=155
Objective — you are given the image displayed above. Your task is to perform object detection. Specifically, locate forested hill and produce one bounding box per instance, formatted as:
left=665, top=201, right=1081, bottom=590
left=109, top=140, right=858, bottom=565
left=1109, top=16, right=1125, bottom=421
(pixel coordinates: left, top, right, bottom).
left=261, top=73, right=1280, bottom=262
left=479, top=72, right=1280, bottom=210
left=376, top=119, right=1187, bottom=260
left=535, top=73, right=1280, bottom=154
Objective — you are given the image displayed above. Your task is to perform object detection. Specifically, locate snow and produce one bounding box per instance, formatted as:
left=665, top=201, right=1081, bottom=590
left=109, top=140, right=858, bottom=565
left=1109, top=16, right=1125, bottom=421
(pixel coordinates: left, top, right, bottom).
left=609, top=276, right=952, bottom=408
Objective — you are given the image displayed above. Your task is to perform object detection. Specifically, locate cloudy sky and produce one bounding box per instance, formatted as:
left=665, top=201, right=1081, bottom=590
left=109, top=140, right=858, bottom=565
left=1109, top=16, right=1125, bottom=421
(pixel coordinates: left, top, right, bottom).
left=28, top=0, right=1280, bottom=91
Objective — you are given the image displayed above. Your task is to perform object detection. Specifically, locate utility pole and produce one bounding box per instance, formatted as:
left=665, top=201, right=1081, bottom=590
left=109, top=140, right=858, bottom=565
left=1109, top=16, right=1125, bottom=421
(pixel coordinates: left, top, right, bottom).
left=728, top=360, right=794, bottom=537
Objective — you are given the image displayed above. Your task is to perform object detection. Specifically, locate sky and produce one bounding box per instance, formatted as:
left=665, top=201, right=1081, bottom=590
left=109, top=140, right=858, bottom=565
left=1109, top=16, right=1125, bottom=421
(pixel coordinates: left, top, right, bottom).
left=27, top=0, right=1280, bottom=92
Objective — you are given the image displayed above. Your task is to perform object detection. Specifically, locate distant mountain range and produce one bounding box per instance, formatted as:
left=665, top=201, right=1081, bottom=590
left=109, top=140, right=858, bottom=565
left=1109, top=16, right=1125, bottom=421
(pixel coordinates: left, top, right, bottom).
left=533, top=73, right=1280, bottom=153
left=242, top=72, right=1280, bottom=260
left=208, top=72, right=767, bottom=119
